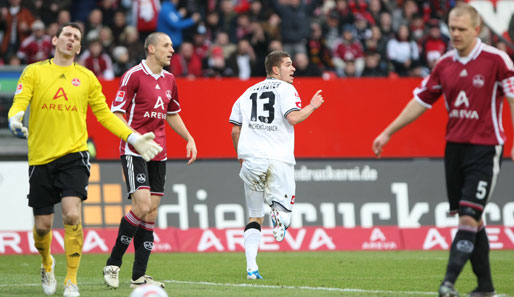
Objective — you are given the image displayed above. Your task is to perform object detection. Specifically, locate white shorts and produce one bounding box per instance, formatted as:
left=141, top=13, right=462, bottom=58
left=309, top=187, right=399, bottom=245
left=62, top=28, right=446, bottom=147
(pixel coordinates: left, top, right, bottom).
left=240, top=158, right=295, bottom=217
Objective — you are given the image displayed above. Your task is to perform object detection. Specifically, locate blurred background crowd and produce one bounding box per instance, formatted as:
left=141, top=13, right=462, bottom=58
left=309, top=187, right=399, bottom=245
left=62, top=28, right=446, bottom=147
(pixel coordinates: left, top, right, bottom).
left=1, top=0, right=513, bottom=80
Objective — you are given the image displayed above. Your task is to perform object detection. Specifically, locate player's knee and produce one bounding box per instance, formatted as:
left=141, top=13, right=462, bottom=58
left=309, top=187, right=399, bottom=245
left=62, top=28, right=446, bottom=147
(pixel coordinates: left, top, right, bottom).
left=34, top=224, right=51, bottom=236
left=458, top=205, right=482, bottom=222
left=245, top=221, right=261, bottom=232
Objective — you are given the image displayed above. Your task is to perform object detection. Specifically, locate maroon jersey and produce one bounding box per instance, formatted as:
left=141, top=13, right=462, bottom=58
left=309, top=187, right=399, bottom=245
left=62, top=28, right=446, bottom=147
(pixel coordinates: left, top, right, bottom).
left=414, top=39, right=514, bottom=145
left=111, top=60, right=181, bottom=160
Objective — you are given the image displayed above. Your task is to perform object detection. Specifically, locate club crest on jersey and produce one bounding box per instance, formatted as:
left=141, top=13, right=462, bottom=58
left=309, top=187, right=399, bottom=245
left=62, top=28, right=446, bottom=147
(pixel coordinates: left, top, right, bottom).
left=473, top=74, right=484, bottom=88
left=166, top=90, right=172, bottom=100
left=72, top=78, right=80, bottom=86
left=115, top=91, right=125, bottom=102
left=15, top=83, right=23, bottom=95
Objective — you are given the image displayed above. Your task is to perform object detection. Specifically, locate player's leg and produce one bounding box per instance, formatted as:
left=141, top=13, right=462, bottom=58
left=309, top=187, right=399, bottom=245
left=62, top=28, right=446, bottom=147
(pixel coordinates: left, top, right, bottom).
left=104, top=155, right=150, bottom=288
left=244, top=183, right=265, bottom=280
left=464, top=145, right=502, bottom=296
left=29, top=162, right=61, bottom=296
left=130, top=161, right=165, bottom=288
left=267, top=160, right=295, bottom=242
left=439, top=142, right=465, bottom=297
left=469, top=222, right=495, bottom=296
left=56, top=151, right=91, bottom=297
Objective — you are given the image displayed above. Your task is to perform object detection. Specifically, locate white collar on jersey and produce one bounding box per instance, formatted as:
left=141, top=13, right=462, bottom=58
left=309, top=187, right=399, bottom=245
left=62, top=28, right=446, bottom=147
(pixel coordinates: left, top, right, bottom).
left=453, top=38, right=483, bottom=65
left=141, top=59, right=165, bottom=79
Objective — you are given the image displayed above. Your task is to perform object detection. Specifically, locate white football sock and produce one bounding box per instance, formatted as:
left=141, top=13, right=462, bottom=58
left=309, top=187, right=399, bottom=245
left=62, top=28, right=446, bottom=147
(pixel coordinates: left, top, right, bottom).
left=244, top=228, right=261, bottom=272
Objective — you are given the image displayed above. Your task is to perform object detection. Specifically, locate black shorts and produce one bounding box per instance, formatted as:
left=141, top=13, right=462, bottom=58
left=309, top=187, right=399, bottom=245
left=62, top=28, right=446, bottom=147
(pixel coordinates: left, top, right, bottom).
left=444, top=142, right=503, bottom=220
left=28, top=151, right=91, bottom=215
left=121, top=155, right=166, bottom=199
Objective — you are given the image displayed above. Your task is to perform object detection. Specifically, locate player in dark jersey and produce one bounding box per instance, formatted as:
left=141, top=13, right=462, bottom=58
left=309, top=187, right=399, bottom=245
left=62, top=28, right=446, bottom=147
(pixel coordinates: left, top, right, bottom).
left=373, top=4, right=514, bottom=297
left=102, top=32, right=197, bottom=290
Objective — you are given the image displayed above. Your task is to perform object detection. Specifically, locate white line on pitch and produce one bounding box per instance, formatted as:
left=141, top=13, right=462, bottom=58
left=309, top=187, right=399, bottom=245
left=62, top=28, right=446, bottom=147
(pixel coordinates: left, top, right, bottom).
left=164, top=279, right=437, bottom=295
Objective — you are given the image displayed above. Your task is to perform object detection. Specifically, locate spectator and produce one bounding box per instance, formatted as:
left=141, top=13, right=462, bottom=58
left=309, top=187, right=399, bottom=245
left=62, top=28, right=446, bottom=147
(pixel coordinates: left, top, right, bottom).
left=33, top=0, right=71, bottom=26
left=204, top=46, right=233, bottom=77
left=98, top=26, right=115, bottom=54
left=294, top=52, right=322, bottom=77
left=307, top=22, right=334, bottom=71
left=111, top=45, right=131, bottom=77
left=227, top=39, right=257, bottom=80
left=324, top=9, right=342, bottom=51
left=213, top=31, right=236, bottom=59
left=261, top=13, right=281, bottom=42
left=361, top=50, right=388, bottom=77
left=386, top=23, right=419, bottom=77
left=57, top=9, right=71, bottom=26
left=379, top=11, right=394, bottom=38
left=84, top=9, right=103, bottom=40
left=132, top=0, right=161, bottom=42
left=272, top=0, right=318, bottom=57
left=249, top=0, right=268, bottom=22
left=1, top=0, right=36, bottom=59
left=368, top=0, right=384, bottom=25
left=46, top=22, right=59, bottom=39
left=333, top=25, right=365, bottom=77
left=268, top=39, right=284, bottom=52
left=99, top=0, right=116, bottom=28
left=17, top=20, right=53, bottom=64
left=169, top=41, right=203, bottom=78
left=205, top=11, right=221, bottom=41
left=218, top=0, right=238, bottom=43
left=120, top=26, right=145, bottom=66
left=420, top=19, right=448, bottom=70
left=193, top=25, right=211, bottom=61
left=342, top=59, right=358, bottom=77
left=353, top=13, right=372, bottom=46
left=235, top=13, right=252, bottom=40
left=391, top=0, right=418, bottom=32
left=79, top=38, right=115, bottom=80
left=157, top=0, right=200, bottom=49
left=333, top=0, right=355, bottom=26
left=248, top=21, right=269, bottom=76
left=368, top=25, right=389, bottom=57
left=111, top=9, right=128, bottom=45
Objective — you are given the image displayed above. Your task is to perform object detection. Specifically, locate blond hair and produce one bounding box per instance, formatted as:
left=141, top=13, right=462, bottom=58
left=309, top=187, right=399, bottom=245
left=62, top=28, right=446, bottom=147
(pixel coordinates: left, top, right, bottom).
left=450, top=2, right=481, bottom=28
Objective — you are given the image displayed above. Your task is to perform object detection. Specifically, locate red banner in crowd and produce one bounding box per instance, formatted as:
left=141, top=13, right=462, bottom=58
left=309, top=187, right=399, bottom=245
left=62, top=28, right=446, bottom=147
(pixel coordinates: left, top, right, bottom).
left=88, top=78, right=514, bottom=160
left=2, top=226, right=514, bottom=255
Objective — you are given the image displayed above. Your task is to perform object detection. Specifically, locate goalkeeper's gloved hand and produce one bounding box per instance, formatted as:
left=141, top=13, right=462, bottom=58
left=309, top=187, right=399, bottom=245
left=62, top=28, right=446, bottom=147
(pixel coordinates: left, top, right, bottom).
left=127, top=132, right=163, bottom=161
left=8, top=111, right=28, bottom=139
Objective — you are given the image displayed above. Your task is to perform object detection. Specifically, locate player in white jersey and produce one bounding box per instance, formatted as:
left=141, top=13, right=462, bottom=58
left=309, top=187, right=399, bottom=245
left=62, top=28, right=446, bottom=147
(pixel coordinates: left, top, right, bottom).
left=230, top=51, right=324, bottom=280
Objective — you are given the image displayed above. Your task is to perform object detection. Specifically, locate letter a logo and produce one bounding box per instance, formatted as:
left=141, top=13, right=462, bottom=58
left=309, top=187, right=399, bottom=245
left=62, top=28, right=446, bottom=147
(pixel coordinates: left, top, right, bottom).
left=53, top=87, right=69, bottom=101
left=154, top=96, right=165, bottom=110
left=454, top=90, right=469, bottom=108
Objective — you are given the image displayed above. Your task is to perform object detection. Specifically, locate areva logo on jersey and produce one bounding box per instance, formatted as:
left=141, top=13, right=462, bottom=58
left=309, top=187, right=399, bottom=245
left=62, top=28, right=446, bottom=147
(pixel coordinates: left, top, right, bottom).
left=72, top=78, right=81, bottom=86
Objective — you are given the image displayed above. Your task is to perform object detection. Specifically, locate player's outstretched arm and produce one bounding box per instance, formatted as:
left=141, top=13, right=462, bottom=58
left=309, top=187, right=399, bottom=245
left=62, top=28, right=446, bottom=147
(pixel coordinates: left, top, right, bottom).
left=8, top=111, right=28, bottom=139
left=286, top=89, right=324, bottom=126
left=127, top=132, right=163, bottom=161
left=507, top=96, right=514, bottom=162
left=372, top=98, right=427, bottom=158
left=166, top=114, right=197, bottom=165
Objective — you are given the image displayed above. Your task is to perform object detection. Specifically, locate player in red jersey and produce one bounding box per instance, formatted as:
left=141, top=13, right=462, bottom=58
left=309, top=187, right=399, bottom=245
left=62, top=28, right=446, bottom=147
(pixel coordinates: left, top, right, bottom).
left=373, top=3, right=514, bottom=297
left=103, top=32, right=197, bottom=289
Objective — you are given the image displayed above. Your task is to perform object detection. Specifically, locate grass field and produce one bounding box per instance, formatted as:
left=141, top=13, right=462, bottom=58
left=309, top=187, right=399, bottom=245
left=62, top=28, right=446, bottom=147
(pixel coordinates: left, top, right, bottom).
left=1, top=250, right=513, bottom=297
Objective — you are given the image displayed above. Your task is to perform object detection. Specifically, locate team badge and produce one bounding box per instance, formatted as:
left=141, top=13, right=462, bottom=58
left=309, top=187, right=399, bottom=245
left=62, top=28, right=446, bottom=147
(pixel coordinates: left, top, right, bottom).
left=166, top=90, right=172, bottom=100
left=136, top=173, right=146, bottom=183
left=473, top=74, right=484, bottom=88
left=72, top=78, right=80, bottom=86
left=15, top=83, right=23, bottom=95
left=115, top=91, right=125, bottom=102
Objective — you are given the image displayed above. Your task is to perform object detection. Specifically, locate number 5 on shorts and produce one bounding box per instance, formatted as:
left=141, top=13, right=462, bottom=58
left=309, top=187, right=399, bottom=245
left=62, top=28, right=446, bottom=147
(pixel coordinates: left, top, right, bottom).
left=476, top=180, right=488, bottom=200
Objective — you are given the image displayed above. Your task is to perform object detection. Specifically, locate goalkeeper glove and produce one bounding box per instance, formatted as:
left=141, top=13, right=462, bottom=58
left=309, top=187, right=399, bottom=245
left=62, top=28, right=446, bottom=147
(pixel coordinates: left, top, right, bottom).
left=8, top=111, right=28, bottom=139
left=127, top=132, right=163, bottom=161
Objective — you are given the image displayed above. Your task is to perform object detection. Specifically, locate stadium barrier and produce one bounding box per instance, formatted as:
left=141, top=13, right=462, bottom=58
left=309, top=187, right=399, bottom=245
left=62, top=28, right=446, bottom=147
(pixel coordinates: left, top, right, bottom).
left=1, top=226, right=514, bottom=255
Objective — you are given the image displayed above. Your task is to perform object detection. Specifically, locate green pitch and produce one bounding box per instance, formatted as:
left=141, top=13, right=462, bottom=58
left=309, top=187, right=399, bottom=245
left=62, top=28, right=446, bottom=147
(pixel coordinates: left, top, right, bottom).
left=1, top=251, right=513, bottom=297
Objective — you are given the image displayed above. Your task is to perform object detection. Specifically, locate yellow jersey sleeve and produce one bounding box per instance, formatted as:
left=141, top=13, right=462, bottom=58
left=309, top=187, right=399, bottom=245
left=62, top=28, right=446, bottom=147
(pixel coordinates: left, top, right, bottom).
left=87, top=71, right=133, bottom=142
left=8, top=64, right=35, bottom=118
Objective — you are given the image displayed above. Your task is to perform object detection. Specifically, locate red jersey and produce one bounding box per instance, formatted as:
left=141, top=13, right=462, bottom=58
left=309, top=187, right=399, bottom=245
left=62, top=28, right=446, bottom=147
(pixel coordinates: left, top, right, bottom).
left=111, top=60, right=181, bottom=160
left=17, top=35, right=53, bottom=64
left=414, top=39, right=514, bottom=145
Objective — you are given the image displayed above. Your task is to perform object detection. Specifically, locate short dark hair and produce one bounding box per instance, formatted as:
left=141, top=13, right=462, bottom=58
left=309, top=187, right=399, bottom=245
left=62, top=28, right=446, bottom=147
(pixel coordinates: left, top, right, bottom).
left=144, top=32, right=167, bottom=56
left=55, top=22, right=83, bottom=41
left=265, top=51, right=290, bottom=76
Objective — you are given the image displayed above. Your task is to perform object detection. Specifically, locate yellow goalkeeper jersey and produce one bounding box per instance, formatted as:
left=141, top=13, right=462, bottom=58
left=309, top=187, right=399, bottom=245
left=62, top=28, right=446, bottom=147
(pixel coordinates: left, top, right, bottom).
left=8, top=59, right=133, bottom=165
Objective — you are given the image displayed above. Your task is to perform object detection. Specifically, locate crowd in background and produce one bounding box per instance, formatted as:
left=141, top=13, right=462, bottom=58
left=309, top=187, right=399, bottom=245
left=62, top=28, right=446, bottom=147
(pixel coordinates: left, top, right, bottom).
left=1, top=0, right=513, bottom=80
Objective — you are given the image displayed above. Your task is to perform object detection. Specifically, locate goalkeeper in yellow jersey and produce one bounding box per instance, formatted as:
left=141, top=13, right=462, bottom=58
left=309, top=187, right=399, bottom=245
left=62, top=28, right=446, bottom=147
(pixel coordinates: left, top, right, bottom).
left=7, top=22, right=162, bottom=297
